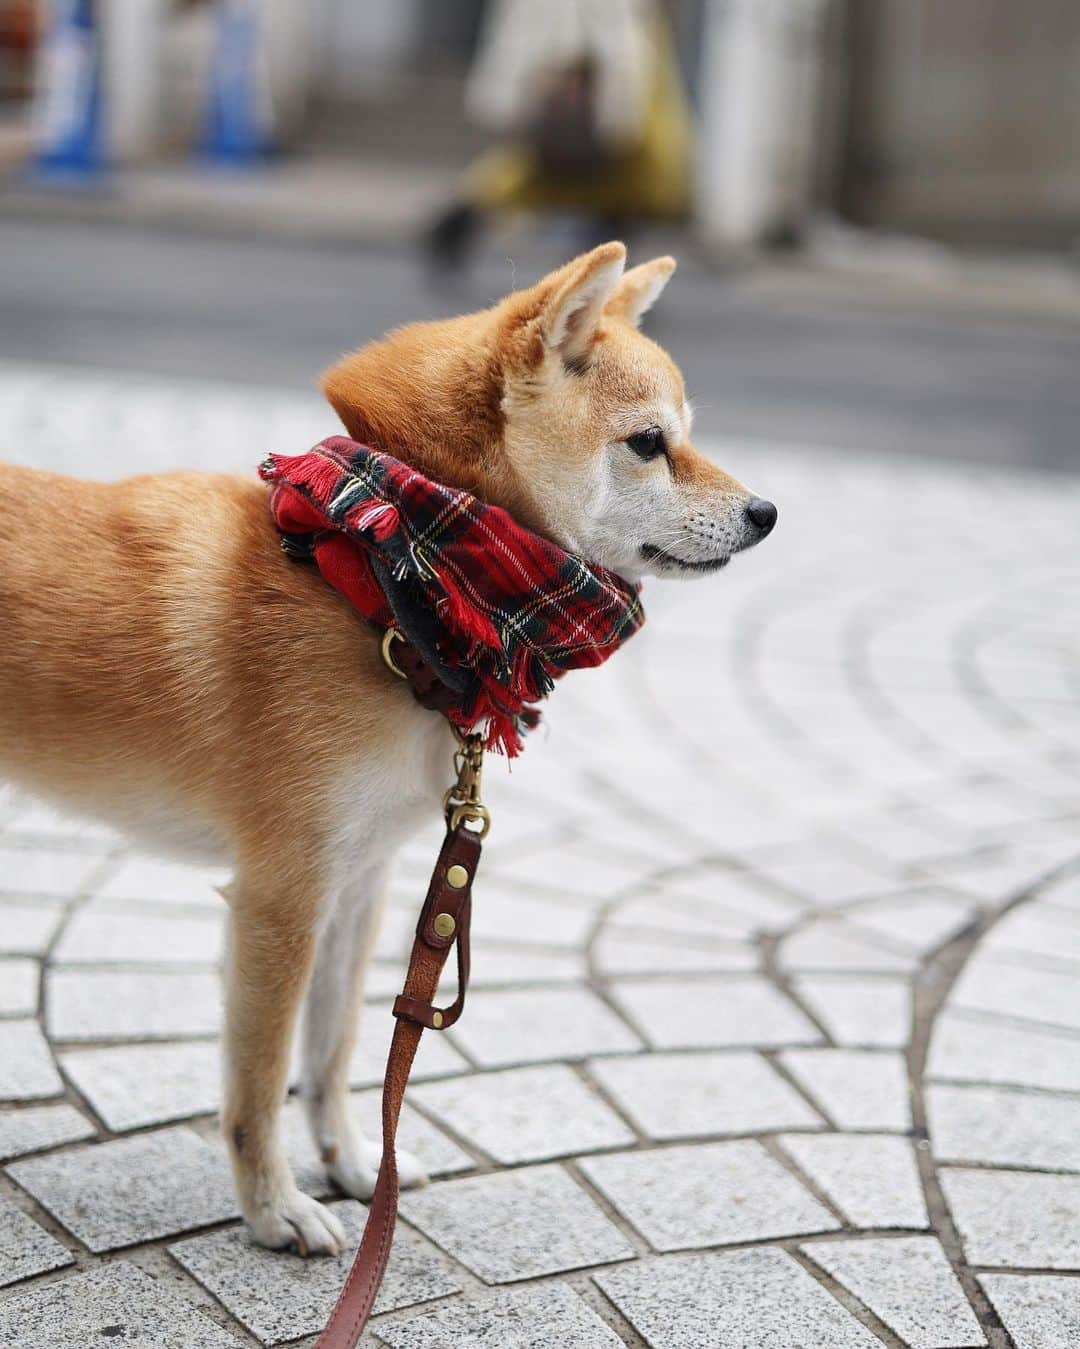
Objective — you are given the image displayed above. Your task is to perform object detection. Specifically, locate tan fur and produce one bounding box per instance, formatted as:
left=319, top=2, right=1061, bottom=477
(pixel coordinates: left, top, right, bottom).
left=0, top=246, right=771, bottom=1254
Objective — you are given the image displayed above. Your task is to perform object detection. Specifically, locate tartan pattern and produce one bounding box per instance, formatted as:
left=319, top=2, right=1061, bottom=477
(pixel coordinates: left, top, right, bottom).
left=259, top=437, right=645, bottom=754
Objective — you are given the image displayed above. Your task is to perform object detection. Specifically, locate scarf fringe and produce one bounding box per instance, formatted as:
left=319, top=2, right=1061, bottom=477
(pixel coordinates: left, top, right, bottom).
left=261, top=440, right=644, bottom=756
left=261, top=451, right=343, bottom=508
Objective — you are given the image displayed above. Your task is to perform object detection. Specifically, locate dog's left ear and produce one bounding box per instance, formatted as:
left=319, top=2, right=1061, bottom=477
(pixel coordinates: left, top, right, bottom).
left=534, top=242, right=626, bottom=366
left=605, top=256, right=677, bottom=327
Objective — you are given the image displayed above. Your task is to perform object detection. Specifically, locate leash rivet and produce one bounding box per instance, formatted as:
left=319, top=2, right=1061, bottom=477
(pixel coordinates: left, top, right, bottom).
left=433, top=912, right=456, bottom=938
left=445, top=865, right=469, bottom=890
left=432, top=1011, right=444, bottom=1029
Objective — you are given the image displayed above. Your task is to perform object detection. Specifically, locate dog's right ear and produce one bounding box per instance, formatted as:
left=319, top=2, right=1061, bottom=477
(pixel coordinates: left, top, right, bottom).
left=512, top=243, right=626, bottom=370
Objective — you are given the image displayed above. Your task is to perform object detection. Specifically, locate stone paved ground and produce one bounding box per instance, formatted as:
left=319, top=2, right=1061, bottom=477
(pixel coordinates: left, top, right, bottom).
left=2, top=362, right=1080, bottom=1347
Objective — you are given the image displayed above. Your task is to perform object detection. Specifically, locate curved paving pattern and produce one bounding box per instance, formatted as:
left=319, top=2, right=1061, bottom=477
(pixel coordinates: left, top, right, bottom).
left=1, top=366, right=1080, bottom=1347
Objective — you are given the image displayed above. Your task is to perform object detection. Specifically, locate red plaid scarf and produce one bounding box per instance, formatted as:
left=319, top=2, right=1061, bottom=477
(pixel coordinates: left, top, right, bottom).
left=259, top=437, right=645, bottom=755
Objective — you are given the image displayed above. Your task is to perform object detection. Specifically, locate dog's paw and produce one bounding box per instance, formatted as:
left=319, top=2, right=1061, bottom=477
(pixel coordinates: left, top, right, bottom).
left=327, top=1139, right=429, bottom=1199
left=326, top=1148, right=378, bottom=1201
left=361, top=1136, right=429, bottom=1190
left=393, top=1143, right=430, bottom=1190
left=247, top=1189, right=348, bottom=1257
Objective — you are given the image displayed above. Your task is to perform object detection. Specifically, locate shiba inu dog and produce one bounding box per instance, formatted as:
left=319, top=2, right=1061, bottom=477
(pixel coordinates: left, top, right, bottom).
left=0, top=244, right=776, bottom=1255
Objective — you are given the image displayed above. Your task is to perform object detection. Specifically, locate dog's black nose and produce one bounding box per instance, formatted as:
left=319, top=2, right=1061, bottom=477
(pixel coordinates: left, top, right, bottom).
left=746, top=498, right=778, bottom=535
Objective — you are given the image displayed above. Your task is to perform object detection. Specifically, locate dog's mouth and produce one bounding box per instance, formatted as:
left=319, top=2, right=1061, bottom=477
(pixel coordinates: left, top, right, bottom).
left=639, top=544, right=731, bottom=574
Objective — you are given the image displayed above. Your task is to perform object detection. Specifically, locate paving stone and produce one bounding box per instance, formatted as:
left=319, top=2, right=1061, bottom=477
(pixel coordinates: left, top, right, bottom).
left=608, top=976, right=822, bottom=1051
left=667, top=866, right=808, bottom=925
left=779, top=1049, right=911, bottom=1130
left=792, top=975, right=913, bottom=1048
left=948, top=953, right=1080, bottom=1032
left=94, top=855, right=230, bottom=910
left=412, top=1064, right=634, bottom=1164
left=588, top=1051, right=824, bottom=1141
left=378, top=1283, right=626, bottom=1349
left=8, top=1126, right=238, bottom=1251
left=486, top=841, right=647, bottom=903
left=917, top=781, right=1053, bottom=836
left=468, top=888, right=594, bottom=949
left=927, top=1083, right=1080, bottom=1172
left=607, top=896, right=757, bottom=944
left=745, top=846, right=904, bottom=908
left=467, top=945, right=586, bottom=986
left=594, top=1246, right=882, bottom=1348
left=171, top=1200, right=460, bottom=1343
left=47, top=967, right=221, bottom=1040
left=578, top=798, right=708, bottom=868
left=846, top=888, right=978, bottom=956
left=0, top=1260, right=242, bottom=1348
left=979, top=1273, right=1080, bottom=1349
left=0, top=1020, right=63, bottom=1100
left=801, top=1236, right=985, bottom=1348
left=580, top=1140, right=840, bottom=1251
left=0, top=958, right=39, bottom=1015
left=927, top=1009, right=1080, bottom=1092
left=52, top=902, right=223, bottom=966
left=0, top=1104, right=95, bottom=1161
left=941, top=1168, right=1080, bottom=1269
left=982, top=903, right=1080, bottom=969
left=778, top=1132, right=928, bottom=1229
left=0, top=898, right=66, bottom=956
left=924, top=848, right=1052, bottom=905
left=0, top=1193, right=74, bottom=1286
left=778, top=919, right=916, bottom=973
left=835, top=813, right=959, bottom=866
left=1041, top=872, right=1080, bottom=912
left=399, top=1164, right=634, bottom=1283
left=593, top=928, right=758, bottom=975
left=447, top=987, right=641, bottom=1068
left=0, top=846, right=101, bottom=899
left=59, top=1041, right=222, bottom=1131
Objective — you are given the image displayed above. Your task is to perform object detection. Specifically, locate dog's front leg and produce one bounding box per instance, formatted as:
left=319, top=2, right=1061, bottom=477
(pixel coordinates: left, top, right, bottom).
left=299, top=864, right=428, bottom=1199
left=222, top=872, right=347, bottom=1256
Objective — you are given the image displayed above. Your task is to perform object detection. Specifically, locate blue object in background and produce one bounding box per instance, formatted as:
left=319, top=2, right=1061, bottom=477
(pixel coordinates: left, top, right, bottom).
left=32, top=0, right=104, bottom=178
left=202, top=0, right=273, bottom=166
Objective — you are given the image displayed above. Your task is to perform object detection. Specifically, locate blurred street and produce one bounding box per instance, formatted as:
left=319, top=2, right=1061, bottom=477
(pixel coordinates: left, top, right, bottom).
left=2, top=217, right=1079, bottom=473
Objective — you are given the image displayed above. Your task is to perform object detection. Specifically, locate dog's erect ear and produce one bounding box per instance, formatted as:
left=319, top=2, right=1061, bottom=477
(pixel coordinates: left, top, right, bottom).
left=533, top=242, right=626, bottom=366
left=605, top=256, right=676, bottom=327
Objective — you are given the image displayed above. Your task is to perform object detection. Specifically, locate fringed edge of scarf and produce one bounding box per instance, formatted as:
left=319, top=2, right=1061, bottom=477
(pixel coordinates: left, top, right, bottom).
left=261, top=451, right=557, bottom=756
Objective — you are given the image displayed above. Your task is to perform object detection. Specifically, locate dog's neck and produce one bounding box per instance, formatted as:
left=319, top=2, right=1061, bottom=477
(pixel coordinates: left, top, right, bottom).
left=321, top=308, right=570, bottom=541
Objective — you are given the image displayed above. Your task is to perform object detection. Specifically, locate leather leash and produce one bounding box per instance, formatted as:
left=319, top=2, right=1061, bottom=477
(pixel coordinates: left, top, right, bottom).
left=315, top=631, right=489, bottom=1349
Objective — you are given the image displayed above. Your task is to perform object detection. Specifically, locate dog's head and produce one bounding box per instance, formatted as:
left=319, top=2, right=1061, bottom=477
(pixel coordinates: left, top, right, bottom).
left=322, top=243, right=775, bottom=581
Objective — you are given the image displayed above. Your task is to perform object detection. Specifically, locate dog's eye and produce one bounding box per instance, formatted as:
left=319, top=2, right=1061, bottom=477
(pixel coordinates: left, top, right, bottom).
left=626, top=427, right=666, bottom=460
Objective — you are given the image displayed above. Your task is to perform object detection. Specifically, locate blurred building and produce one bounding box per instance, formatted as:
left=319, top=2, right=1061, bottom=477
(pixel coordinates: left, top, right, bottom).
left=3, top=0, right=1078, bottom=250
left=829, top=0, right=1080, bottom=248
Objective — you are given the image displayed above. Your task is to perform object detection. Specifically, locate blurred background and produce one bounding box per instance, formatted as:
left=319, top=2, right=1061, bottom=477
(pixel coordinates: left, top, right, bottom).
left=0, top=0, right=1078, bottom=470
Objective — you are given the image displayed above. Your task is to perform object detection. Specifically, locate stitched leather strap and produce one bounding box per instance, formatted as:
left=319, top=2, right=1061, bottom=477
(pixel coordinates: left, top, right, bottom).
left=314, top=824, right=482, bottom=1349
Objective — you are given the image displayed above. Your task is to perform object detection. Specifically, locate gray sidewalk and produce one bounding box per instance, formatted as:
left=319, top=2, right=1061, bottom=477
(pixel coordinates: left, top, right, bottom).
left=1, top=363, right=1080, bottom=1347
